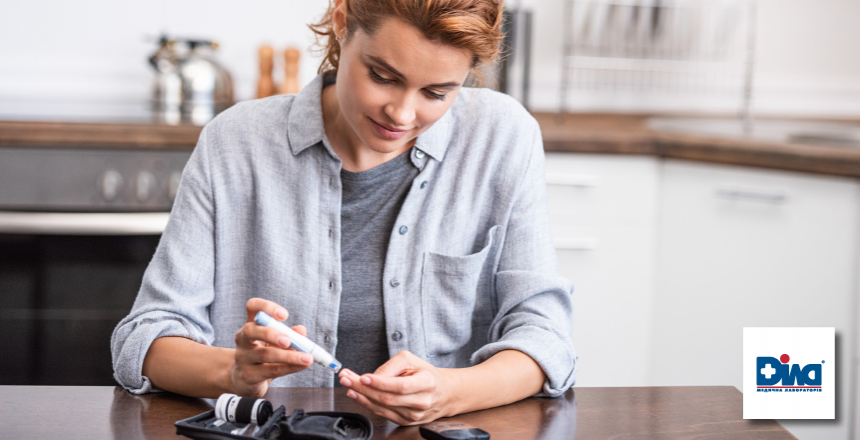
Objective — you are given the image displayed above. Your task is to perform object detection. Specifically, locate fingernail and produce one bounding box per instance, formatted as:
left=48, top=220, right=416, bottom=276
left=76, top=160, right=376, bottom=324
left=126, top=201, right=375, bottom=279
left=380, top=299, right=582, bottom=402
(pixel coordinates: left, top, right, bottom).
left=360, top=376, right=371, bottom=385
left=347, top=390, right=357, bottom=399
left=341, top=377, right=352, bottom=387
left=276, top=308, right=288, bottom=320
left=300, top=354, right=312, bottom=363
left=278, top=336, right=290, bottom=348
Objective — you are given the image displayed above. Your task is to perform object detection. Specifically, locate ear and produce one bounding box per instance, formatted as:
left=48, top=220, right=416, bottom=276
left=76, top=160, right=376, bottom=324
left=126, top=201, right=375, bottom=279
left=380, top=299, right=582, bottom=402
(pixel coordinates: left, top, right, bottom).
left=333, top=0, right=348, bottom=39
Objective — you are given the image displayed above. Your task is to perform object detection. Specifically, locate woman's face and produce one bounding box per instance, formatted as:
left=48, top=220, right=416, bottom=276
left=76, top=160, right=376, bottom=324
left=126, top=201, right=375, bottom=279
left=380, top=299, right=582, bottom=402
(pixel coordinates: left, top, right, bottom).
left=333, top=16, right=474, bottom=155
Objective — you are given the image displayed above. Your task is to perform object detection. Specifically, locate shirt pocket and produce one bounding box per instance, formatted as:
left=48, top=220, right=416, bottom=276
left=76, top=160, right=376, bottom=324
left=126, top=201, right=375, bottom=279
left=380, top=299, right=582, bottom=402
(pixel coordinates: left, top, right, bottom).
left=421, top=225, right=501, bottom=358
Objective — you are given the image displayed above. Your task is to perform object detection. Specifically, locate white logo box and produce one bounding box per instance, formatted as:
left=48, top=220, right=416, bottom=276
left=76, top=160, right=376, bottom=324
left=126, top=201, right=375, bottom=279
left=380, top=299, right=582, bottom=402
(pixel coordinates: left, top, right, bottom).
left=743, top=327, right=835, bottom=419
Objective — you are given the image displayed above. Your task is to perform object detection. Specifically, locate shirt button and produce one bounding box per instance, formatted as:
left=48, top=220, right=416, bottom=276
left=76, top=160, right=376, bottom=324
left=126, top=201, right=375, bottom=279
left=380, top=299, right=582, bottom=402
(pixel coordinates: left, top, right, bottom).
left=399, top=225, right=408, bottom=235
left=420, top=181, right=428, bottom=189
left=324, top=334, right=332, bottom=344
left=328, top=281, right=333, bottom=290
left=415, top=149, right=425, bottom=159
left=390, top=278, right=400, bottom=287
left=392, top=331, right=403, bottom=341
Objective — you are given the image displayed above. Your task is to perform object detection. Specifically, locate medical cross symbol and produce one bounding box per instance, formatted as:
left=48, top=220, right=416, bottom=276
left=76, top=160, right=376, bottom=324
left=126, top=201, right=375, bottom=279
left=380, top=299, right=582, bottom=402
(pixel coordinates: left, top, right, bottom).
left=761, top=363, right=776, bottom=379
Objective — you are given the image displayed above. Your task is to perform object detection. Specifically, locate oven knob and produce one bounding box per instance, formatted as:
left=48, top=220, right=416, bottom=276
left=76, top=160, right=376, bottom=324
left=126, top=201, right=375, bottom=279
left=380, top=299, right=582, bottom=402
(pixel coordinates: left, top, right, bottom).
left=167, top=171, right=182, bottom=202
left=99, top=170, right=123, bottom=201
left=135, top=171, right=157, bottom=201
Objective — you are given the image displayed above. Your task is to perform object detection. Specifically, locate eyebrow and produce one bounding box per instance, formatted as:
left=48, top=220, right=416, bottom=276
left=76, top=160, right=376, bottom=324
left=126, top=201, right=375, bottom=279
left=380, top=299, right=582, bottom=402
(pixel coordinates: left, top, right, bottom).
left=367, top=55, right=461, bottom=88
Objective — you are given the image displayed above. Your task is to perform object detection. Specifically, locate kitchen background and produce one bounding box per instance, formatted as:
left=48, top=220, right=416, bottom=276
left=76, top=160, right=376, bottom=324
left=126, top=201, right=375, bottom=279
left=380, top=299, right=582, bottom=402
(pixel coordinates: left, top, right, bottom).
left=1, top=0, right=859, bottom=116
left=1, top=1, right=860, bottom=440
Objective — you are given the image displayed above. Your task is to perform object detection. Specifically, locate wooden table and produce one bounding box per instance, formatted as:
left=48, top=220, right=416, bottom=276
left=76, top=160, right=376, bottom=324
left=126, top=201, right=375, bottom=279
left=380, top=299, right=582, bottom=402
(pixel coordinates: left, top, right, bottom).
left=0, top=386, right=794, bottom=439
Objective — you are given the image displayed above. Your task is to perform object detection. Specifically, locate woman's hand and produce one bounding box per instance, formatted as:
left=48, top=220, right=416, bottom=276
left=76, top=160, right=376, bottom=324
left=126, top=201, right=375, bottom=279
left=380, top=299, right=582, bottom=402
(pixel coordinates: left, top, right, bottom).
left=338, top=351, right=459, bottom=425
left=231, top=298, right=313, bottom=397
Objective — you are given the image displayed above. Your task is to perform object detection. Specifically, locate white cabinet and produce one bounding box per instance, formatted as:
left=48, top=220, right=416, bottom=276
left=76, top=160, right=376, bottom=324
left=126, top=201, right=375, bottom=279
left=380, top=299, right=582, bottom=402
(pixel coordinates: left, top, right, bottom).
left=545, top=153, right=659, bottom=387
left=546, top=153, right=860, bottom=439
left=652, top=159, right=859, bottom=440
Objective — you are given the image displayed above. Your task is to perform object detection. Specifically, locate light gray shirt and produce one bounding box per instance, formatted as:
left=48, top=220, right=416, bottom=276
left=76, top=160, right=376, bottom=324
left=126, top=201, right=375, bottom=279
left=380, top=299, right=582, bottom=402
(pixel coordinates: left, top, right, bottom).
left=111, top=73, right=577, bottom=396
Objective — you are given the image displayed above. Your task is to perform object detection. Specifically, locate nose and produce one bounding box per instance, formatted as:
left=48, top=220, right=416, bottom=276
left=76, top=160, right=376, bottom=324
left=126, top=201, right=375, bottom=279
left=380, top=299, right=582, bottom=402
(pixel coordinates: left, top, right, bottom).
left=383, top=92, right=415, bottom=128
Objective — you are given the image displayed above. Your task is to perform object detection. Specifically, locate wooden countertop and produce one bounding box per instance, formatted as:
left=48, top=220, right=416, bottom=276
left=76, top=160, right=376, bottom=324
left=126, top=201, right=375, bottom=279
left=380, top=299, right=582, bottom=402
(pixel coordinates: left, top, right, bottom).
left=2, top=113, right=859, bottom=178
left=0, top=386, right=793, bottom=439
left=537, top=113, right=860, bottom=178
left=0, top=120, right=203, bottom=150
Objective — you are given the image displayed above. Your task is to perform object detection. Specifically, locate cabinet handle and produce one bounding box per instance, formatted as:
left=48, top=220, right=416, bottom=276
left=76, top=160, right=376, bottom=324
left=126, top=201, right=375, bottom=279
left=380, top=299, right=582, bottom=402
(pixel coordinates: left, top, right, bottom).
left=546, top=173, right=601, bottom=187
left=714, top=186, right=788, bottom=204
left=554, top=237, right=599, bottom=250
left=0, top=211, right=169, bottom=235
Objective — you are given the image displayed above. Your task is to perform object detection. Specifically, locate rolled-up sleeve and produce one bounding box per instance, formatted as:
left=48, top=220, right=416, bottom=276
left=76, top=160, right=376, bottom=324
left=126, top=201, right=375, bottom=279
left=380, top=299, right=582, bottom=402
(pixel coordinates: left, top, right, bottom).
left=110, top=127, right=218, bottom=394
left=470, top=122, right=577, bottom=397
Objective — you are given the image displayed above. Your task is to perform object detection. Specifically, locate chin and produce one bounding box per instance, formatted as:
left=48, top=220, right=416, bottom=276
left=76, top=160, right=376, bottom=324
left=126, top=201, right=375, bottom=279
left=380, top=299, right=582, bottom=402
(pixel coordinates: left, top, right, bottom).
left=362, top=131, right=414, bottom=154
left=367, top=140, right=410, bottom=155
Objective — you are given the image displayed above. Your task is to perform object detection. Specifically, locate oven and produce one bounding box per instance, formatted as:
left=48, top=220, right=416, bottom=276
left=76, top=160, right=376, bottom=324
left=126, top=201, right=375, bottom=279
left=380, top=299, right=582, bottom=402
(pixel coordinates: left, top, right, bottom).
left=0, top=147, right=191, bottom=385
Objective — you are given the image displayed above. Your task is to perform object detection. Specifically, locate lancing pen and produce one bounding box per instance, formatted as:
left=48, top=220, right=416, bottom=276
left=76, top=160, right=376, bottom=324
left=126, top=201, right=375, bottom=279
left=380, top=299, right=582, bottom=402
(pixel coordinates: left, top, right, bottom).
left=254, top=311, right=343, bottom=373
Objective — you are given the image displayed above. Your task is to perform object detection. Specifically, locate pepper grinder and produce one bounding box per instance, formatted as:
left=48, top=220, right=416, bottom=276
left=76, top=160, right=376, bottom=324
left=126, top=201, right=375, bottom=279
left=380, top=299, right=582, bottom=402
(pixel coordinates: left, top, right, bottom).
left=278, top=47, right=301, bottom=95
left=256, top=45, right=276, bottom=99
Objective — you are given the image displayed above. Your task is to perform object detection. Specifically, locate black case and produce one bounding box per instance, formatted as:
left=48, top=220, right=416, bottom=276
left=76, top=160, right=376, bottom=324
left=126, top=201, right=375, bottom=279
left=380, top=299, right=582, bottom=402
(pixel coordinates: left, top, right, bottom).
left=176, top=405, right=373, bottom=440
left=419, top=422, right=490, bottom=440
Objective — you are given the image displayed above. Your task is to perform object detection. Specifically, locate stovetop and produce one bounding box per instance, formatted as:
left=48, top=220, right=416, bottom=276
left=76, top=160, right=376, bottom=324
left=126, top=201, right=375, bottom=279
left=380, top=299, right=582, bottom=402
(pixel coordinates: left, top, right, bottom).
left=0, top=147, right=192, bottom=212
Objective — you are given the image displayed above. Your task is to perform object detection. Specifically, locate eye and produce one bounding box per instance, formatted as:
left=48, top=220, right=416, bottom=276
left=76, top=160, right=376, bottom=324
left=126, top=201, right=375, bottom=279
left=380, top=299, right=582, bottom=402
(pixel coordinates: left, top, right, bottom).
left=424, top=89, right=446, bottom=101
left=369, top=67, right=394, bottom=84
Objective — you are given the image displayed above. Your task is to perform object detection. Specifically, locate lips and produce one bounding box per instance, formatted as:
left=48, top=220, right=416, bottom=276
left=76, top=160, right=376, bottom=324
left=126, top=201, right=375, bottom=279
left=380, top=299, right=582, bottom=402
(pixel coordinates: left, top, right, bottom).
left=370, top=117, right=409, bottom=140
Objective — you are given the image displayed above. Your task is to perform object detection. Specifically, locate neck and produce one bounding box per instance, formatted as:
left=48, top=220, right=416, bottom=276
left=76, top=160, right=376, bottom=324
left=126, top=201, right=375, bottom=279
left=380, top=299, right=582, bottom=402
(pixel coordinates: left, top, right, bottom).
left=321, top=82, right=413, bottom=172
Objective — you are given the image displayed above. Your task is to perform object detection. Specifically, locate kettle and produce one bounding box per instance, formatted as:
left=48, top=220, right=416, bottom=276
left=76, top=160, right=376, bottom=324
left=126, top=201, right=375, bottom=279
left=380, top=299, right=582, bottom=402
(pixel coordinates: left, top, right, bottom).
left=149, top=36, right=235, bottom=125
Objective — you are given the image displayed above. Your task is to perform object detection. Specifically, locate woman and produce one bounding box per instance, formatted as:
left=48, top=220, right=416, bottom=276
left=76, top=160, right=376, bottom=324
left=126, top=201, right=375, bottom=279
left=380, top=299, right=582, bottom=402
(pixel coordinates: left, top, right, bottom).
left=112, top=0, right=576, bottom=426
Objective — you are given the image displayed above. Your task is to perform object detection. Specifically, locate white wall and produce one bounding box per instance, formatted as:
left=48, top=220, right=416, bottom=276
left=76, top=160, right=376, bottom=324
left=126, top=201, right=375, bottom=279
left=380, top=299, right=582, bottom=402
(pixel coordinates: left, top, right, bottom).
left=753, top=0, right=860, bottom=116
left=1, top=0, right=859, bottom=117
left=0, top=0, right=328, bottom=117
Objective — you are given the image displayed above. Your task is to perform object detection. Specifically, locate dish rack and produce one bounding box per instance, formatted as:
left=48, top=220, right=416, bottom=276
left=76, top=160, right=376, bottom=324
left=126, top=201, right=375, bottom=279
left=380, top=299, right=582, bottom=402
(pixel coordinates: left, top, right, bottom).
left=559, top=0, right=756, bottom=124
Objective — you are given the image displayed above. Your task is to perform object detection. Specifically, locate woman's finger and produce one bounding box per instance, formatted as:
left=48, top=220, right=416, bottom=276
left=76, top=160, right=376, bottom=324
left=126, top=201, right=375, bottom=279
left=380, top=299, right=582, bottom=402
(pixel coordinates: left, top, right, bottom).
left=358, top=371, right=426, bottom=394
left=347, top=390, right=420, bottom=426
left=262, top=361, right=311, bottom=378
left=237, top=320, right=308, bottom=350
left=373, top=351, right=420, bottom=378
left=340, top=370, right=428, bottom=409
left=236, top=322, right=292, bottom=350
left=234, top=348, right=313, bottom=386
left=291, top=324, right=307, bottom=337
left=241, top=345, right=313, bottom=366
left=245, top=297, right=288, bottom=323
left=237, top=360, right=308, bottom=385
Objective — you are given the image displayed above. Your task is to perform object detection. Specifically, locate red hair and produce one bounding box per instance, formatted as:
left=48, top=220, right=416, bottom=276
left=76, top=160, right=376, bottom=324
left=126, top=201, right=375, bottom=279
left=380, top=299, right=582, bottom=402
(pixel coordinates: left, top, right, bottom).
left=309, top=0, right=504, bottom=74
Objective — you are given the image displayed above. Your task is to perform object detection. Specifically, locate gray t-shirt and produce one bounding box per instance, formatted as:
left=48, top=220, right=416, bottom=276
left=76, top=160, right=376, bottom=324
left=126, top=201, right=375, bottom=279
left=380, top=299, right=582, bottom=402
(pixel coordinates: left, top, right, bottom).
left=337, top=150, right=419, bottom=377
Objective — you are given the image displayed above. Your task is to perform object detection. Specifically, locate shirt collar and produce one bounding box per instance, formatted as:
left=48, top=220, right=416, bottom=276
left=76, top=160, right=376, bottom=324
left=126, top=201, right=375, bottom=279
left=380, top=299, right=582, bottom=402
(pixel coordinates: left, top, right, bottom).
left=413, top=105, right=451, bottom=162
left=287, top=73, right=327, bottom=156
left=287, top=72, right=453, bottom=162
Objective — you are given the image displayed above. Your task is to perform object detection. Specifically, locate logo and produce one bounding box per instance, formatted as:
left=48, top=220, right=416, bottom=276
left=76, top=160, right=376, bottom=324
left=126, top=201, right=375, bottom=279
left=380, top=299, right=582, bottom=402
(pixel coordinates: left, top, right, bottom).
left=743, top=327, right=834, bottom=419
left=756, top=354, right=822, bottom=392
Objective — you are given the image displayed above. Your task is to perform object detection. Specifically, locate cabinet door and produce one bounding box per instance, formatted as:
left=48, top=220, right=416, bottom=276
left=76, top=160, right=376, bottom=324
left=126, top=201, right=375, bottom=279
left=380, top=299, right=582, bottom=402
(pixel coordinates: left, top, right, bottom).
left=653, top=159, right=858, bottom=440
left=545, top=153, right=658, bottom=224
left=545, top=154, right=659, bottom=387
left=555, top=223, right=657, bottom=386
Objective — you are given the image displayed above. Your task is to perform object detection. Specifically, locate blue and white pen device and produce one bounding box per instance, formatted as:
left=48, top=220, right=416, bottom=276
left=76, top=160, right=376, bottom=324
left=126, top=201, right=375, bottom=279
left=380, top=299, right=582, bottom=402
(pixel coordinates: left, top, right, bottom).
left=254, top=311, right=343, bottom=373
